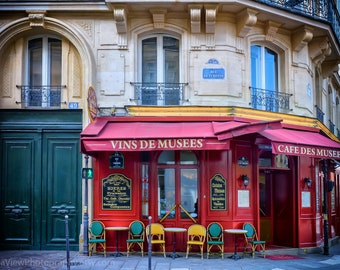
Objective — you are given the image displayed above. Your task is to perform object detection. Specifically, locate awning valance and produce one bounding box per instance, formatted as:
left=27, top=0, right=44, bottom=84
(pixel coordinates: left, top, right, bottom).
left=81, top=120, right=230, bottom=153
left=259, top=129, right=340, bottom=159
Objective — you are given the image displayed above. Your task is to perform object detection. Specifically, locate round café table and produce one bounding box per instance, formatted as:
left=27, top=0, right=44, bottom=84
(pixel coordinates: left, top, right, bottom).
left=164, top=227, right=187, bottom=259
left=224, top=229, right=247, bottom=260
left=105, top=226, right=129, bottom=257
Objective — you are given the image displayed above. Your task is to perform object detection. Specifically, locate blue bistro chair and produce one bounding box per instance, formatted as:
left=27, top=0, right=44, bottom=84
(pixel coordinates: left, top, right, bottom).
left=126, top=220, right=145, bottom=257
left=243, top=223, right=266, bottom=258
left=88, top=221, right=106, bottom=257
left=207, top=222, right=224, bottom=259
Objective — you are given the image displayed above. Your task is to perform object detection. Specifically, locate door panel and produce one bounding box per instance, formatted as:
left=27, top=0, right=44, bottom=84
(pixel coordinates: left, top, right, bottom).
left=42, top=133, right=81, bottom=249
left=273, top=172, right=294, bottom=247
left=0, top=134, right=41, bottom=249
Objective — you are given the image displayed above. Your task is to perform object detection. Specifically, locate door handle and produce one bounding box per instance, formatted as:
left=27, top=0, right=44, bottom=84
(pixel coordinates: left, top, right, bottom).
left=58, top=209, right=69, bottom=214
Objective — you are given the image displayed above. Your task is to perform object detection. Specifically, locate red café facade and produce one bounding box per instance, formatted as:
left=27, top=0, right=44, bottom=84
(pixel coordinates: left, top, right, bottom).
left=80, top=114, right=340, bottom=253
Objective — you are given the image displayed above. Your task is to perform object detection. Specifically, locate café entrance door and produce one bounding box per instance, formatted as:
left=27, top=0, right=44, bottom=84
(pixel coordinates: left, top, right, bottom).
left=157, top=150, right=198, bottom=251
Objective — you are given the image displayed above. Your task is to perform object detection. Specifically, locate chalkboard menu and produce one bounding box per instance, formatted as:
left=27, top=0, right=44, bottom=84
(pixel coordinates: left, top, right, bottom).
left=102, top=174, right=131, bottom=210
left=210, top=174, right=226, bottom=210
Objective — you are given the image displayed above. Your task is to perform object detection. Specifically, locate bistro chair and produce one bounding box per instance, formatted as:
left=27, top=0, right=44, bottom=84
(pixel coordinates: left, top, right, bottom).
left=146, top=223, right=166, bottom=257
left=186, top=224, right=206, bottom=259
left=88, top=220, right=106, bottom=257
left=206, top=222, right=224, bottom=259
left=243, top=223, right=266, bottom=258
left=126, top=220, right=145, bottom=257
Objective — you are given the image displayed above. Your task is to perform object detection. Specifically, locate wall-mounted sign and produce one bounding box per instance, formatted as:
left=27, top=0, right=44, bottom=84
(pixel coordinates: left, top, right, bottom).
left=238, top=190, right=250, bottom=207
left=210, top=174, right=226, bottom=210
left=202, top=58, right=225, bottom=80
left=87, top=86, right=98, bottom=122
left=238, top=156, right=249, bottom=167
left=109, top=152, right=124, bottom=169
left=102, top=174, right=131, bottom=210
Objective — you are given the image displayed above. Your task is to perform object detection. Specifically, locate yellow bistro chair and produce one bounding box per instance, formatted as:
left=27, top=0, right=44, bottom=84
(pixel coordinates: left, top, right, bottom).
left=186, top=224, right=206, bottom=259
left=207, top=222, right=224, bottom=259
left=146, top=223, right=166, bottom=257
left=243, top=223, right=266, bottom=258
left=88, top=221, right=106, bottom=257
left=126, top=220, right=145, bottom=257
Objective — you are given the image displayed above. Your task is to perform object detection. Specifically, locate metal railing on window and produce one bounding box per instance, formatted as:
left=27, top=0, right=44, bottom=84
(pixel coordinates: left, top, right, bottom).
left=315, top=105, right=324, bottom=123
left=249, top=87, right=292, bottom=112
left=130, top=82, right=188, bottom=106
left=16, top=85, right=66, bottom=109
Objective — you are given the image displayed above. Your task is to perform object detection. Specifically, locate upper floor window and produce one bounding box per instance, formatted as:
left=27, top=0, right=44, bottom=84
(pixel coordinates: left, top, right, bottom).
left=22, top=36, right=62, bottom=108
left=250, top=45, right=279, bottom=112
left=136, top=34, right=182, bottom=105
left=28, top=37, right=61, bottom=86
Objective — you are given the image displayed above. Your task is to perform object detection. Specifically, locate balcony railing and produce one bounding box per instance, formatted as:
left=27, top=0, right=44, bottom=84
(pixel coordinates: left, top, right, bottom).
left=130, top=82, right=188, bottom=106
left=254, top=1, right=340, bottom=46
left=16, top=85, right=66, bottom=109
left=249, top=87, right=292, bottom=112
left=315, top=105, right=324, bottom=123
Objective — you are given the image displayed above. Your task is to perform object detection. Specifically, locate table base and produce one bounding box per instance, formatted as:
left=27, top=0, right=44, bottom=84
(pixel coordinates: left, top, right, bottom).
left=168, top=252, right=181, bottom=259
left=229, top=253, right=242, bottom=260
left=112, top=251, right=124, bottom=257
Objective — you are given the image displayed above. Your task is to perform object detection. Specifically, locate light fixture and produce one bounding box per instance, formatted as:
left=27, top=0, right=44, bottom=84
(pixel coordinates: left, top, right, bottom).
left=304, top=177, right=312, bottom=189
left=242, top=175, right=250, bottom=188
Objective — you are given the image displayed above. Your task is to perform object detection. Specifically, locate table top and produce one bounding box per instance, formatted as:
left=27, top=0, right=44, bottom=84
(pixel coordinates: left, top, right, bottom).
left=224, top=229, right=247, bottom=234
left=105, top=226, right=129, bottom=231
left=164, top=227, right=187, bottom=233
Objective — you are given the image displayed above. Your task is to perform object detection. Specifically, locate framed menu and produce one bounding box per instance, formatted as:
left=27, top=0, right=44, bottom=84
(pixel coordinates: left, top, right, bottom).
left=210, top=174, right=226, bottom=210
left=102, top=173, right=131, bottom=210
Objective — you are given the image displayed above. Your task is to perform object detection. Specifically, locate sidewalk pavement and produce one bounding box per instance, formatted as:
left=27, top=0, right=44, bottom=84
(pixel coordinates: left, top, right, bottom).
left=0, top=241, right=340, bottom=270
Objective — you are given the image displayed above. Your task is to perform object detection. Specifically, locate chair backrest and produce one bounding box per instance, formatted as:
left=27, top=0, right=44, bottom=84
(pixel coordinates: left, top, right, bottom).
left=207, top=222, right=223, bottom=240
left=146, top=223, right=164, bottom=241
left=90, top=221, right=105, bottom=237
left=243, top=223, right=257, bottom=240
left=129, top=220, right=144, bottom=237
left=187, top=224, right=206, bottom=242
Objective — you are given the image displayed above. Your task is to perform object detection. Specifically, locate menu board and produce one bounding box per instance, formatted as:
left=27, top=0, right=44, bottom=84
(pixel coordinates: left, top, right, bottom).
left=210, top=174, right=226, bottom=210
left=102, top=174, right=131, bottom=210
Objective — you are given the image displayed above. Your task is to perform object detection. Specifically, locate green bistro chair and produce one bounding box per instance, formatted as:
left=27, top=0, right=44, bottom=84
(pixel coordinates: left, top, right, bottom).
left=126, top=220, right=145, bottom=257
left=243, top=223, right=266, bottom=258
left=88, top=221, right=106, bottom=257
left=207, top=222, right=224, bottom=259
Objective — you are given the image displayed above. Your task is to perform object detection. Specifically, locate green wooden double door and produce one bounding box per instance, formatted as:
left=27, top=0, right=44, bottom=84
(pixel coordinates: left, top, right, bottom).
left=0, top=110, right=82, bottom=250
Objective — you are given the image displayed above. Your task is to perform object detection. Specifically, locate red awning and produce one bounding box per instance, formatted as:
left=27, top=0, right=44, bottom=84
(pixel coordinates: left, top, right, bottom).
left=212, top=120, right=282, bottom=140
left=81, top=120, right=230, bottom=153
left=259, top=129, right=340, bottom=159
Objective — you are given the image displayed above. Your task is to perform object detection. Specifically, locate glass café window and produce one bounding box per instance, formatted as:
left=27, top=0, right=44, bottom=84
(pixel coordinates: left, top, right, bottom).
left=141, top=35, right=180, bottom=105
left=27, top=37, right=61, bottom=107
left=157, top=151, right=198, bottom=219
left=251, top=45, right=278, bottom=112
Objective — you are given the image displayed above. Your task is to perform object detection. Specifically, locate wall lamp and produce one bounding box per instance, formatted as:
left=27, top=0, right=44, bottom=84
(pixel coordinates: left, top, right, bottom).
left=242, top=175, right=250, bottom=188
left=304, top=177, right=312, bottom=189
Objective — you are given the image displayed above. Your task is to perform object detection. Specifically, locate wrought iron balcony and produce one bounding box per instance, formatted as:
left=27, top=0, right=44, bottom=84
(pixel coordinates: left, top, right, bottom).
left=249, top=87, right=292, bottom=112
left=254, top=0, right=340, bottom=46
left=130, top=82, right=188, bottom=106
left=315, top=105, right=324, bottom=123
left=16, top=85, right=66, bottom=109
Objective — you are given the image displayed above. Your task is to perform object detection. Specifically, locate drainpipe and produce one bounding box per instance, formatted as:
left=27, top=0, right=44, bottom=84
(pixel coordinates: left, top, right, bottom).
left=322, top=160, right=329, bottom=255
